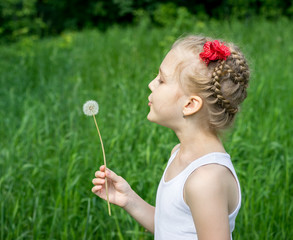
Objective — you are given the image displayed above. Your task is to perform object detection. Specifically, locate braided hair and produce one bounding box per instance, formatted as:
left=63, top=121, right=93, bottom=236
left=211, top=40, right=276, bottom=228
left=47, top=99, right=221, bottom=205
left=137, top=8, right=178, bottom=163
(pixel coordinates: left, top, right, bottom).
left=172, top=35, right=250, bottom=132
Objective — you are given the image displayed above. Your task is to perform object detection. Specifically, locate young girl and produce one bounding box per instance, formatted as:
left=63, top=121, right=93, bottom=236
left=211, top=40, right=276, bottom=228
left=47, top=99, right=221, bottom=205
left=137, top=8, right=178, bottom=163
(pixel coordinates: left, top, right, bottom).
left=92, top=35, right=249, bottom=240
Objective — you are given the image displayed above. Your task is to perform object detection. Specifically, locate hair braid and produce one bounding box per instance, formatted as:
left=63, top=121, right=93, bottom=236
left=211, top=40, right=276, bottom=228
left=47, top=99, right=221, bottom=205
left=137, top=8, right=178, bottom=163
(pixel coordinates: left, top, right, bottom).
left=228, top=51, right=249, bottom=88
left=211, top=60, right=238, bottom=115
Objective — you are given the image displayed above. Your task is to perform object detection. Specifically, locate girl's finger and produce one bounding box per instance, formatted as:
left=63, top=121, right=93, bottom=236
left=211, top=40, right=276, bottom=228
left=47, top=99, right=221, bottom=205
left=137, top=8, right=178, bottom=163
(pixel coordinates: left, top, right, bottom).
left=92, top=185, right=102, bottom=193
left=92, top=178, right=105, bottom=185
left=105, top=169, right=121, bottom=183
left=95, top=171, right=105, bottom=178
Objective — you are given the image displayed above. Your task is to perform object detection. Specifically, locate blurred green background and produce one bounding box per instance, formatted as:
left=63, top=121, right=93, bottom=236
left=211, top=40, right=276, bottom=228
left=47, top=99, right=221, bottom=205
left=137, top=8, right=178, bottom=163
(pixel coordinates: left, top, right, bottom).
left=1, top=0, right=293, bottom=42
left=1, top=1, right=293, bottom=239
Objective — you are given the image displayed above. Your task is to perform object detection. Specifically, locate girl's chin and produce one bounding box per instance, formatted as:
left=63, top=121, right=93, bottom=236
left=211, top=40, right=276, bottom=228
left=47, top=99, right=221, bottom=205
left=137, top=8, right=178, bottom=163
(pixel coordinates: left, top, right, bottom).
left=147, top=113, right=153, bottom=121
left=147, top=112, right=156, bottom=123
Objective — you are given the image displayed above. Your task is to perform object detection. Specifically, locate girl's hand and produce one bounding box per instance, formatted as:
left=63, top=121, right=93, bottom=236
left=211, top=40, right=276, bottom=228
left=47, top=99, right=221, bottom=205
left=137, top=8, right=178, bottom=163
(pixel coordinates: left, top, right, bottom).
left=93, top=165, right=155, bottom=233
left=92, top=165, right=132, bottom=208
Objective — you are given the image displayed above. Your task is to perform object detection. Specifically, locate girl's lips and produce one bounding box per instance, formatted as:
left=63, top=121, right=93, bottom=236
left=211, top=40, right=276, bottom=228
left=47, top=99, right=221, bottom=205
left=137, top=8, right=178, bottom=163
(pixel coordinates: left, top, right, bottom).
left=148, top=97, right=152, bottom=106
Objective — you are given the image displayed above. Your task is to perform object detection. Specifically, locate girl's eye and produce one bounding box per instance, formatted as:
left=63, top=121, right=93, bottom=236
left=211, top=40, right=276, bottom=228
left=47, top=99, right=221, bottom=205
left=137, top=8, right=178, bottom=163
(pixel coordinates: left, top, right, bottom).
left=158, top=79, right=163, bottom=84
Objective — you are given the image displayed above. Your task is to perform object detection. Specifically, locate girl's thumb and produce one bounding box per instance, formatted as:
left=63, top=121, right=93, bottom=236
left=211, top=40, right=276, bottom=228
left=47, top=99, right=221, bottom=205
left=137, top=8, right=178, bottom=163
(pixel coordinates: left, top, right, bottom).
left=105, top=169, right=120, bottom=183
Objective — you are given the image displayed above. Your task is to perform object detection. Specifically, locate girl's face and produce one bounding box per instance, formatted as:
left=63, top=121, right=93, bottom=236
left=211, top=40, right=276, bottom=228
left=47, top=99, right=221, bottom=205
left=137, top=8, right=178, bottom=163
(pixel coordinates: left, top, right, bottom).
left=147, top=49, right=187, bottom=129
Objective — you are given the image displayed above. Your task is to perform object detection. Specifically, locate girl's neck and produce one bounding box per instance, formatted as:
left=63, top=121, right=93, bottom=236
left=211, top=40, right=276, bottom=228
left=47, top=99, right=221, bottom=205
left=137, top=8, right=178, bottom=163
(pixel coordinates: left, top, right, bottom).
left=174, top=125, right=226, bottom=161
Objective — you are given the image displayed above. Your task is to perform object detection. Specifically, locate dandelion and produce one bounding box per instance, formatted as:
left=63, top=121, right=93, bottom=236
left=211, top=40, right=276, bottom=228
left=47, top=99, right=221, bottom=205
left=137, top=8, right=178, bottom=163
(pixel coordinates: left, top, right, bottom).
left=83, top=100, right=111, bottom=216
left=83, top=100, right=99, bottom=116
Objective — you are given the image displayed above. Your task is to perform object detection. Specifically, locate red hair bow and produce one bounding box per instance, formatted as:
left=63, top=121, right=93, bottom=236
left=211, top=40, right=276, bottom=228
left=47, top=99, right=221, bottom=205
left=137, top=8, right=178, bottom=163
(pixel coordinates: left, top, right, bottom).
left=199, top=40, right=231, bottom=65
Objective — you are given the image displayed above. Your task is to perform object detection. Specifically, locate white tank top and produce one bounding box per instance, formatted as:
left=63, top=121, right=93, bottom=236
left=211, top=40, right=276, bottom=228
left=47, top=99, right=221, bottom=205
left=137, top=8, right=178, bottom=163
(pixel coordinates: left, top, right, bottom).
left=154, top=149, right=241, bottom=240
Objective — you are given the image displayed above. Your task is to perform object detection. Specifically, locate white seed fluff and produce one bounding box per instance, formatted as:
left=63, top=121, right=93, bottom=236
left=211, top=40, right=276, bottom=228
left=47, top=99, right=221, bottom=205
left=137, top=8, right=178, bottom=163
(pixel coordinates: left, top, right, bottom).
left=83, top=100, right=99, bottom=116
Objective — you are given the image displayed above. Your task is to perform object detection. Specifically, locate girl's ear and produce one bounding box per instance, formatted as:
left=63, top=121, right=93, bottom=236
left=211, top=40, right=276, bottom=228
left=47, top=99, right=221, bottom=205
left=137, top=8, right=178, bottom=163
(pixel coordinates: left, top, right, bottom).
left=182, top=96, right=203, bottom=117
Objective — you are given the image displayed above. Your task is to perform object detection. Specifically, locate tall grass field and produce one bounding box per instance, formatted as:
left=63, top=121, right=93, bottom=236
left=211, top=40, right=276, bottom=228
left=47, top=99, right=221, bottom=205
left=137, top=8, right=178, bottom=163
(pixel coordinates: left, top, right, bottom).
left=0, top=18, right=292, bottom=239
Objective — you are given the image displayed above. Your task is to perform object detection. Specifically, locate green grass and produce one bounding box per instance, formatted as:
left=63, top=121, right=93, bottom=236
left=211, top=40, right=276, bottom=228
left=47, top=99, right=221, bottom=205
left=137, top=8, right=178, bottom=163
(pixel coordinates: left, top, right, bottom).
left=0, top=18, right=292, bottom=239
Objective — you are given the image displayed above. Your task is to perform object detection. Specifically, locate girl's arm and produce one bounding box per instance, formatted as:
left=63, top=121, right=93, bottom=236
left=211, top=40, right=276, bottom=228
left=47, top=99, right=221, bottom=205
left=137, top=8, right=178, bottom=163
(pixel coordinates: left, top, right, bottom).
left=92, top=165, right=155, bottom=233
left=184, top=165, right=231, bottom=240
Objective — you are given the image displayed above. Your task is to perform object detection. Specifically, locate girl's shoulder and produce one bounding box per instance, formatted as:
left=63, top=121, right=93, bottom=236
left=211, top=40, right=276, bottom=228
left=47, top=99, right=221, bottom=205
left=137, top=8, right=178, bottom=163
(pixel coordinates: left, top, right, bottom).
left=184, top=164, right=231, bottom=210
left=185, top=162, right=236, bottom=196
left=184, top=163, right=239, bottom=214
left=185, top=163, right=232, bottom=191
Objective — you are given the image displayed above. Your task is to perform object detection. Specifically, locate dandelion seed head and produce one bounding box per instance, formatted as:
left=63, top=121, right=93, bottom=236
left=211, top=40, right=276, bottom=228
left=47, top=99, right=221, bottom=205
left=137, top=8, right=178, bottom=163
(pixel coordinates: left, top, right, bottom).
left=83, top=100, right=99, bottom=116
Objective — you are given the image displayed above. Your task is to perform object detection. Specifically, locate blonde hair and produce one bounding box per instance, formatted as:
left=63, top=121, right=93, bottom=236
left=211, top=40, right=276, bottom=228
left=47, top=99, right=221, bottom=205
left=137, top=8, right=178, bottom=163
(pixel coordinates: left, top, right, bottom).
left=172, top=35, right=250, bottom=133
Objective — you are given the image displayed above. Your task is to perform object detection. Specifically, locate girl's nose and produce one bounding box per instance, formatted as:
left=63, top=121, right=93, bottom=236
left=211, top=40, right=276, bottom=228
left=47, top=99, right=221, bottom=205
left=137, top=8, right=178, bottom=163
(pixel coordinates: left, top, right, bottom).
left=148, top=79, right=155, bottom=91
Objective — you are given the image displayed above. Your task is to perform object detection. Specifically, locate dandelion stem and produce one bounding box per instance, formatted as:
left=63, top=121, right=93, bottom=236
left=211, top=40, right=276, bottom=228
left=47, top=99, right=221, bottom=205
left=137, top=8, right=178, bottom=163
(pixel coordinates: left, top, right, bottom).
left=92, top=115, right=111, bottom=216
